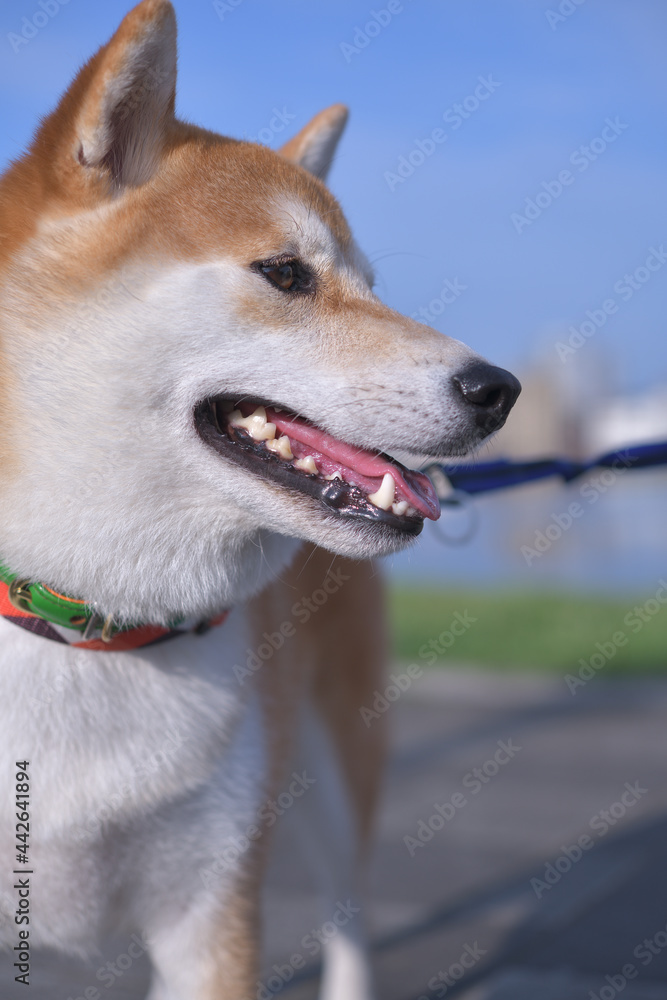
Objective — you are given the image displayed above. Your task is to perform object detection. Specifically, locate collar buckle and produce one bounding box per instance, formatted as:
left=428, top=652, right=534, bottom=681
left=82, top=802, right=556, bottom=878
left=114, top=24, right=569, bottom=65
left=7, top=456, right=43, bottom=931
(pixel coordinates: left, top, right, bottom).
left=8, top=578, right=33, bottom=615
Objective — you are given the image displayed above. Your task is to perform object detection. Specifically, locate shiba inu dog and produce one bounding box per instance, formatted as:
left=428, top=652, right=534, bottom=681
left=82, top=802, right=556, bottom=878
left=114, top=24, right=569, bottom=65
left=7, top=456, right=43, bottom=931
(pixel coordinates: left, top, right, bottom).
left=0, top=2, right=520, bottom=997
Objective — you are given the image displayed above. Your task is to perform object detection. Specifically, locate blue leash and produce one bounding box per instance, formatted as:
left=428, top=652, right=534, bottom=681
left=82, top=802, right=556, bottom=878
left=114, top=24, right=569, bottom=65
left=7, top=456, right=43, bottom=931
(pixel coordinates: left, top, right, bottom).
left=421, top=440, right=667, bottom=544
left=423, top=440, right=667, bottom=499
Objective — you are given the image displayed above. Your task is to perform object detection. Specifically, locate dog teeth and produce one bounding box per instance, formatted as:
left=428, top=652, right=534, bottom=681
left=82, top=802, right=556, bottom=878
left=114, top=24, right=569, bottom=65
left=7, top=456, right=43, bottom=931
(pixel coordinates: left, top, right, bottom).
left=368, top=473, right=396, bottom=510
left=294, top=456, right=318, bottom=475
left=229, top=406, right=276, bottom=441
left=266, top=435, right=293, bottom=460
left=392, top=500, right=409, bottom=516
left=324, top=471, right=343, bottom=481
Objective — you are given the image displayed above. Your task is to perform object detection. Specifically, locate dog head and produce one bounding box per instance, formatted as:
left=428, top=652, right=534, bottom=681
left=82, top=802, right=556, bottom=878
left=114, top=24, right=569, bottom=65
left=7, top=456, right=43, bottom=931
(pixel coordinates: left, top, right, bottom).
left=0, top=0, right=520, bottom=622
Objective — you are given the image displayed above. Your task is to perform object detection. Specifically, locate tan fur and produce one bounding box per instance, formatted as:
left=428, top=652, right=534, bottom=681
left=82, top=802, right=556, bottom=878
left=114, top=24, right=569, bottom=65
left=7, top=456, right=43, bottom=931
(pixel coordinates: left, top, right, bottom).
left=309, top=559, right=387, bottom=844
left=203, top=868, right=263, bottom=999
left=280, top=104, right=349, bottom=180
left=1, top=132, right=351, bottom=278
left=252, top=545, right=387, bottom=844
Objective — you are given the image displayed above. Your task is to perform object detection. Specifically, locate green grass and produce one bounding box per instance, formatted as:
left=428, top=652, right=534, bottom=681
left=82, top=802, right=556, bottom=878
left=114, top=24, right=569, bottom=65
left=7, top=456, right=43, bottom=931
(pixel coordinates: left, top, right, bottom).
left=388, top=585, right=667, bottom=674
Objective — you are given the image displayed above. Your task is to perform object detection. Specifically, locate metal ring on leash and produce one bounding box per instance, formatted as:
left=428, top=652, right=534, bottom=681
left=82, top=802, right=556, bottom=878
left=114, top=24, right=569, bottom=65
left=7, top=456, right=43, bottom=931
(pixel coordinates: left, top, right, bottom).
left=431, top=489, right=479, bottom=546
left=420, top=464, right=479, bottom=546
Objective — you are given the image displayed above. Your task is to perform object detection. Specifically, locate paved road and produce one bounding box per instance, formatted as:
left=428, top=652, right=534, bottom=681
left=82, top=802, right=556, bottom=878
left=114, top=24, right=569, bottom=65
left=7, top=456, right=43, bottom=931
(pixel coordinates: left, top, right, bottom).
left=4, top=666, right=667, bottom=999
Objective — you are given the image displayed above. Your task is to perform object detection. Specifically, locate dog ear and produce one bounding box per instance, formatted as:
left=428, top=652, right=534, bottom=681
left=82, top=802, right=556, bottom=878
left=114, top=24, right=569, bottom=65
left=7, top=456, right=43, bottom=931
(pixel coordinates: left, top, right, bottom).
left=279, top=104, right=349, bottom=181
left=38, top=0, right=177, bottom=193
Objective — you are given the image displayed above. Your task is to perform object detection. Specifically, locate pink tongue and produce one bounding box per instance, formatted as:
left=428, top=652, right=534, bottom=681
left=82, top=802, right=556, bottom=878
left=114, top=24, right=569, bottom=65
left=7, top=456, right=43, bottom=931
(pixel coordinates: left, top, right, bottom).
left=262, top=406, right=441, bottom=521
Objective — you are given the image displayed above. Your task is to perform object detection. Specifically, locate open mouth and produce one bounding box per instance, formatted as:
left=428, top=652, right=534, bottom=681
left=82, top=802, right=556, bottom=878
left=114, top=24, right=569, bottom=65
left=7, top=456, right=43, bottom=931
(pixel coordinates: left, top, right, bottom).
left=194, top=397, right=441, bottom=536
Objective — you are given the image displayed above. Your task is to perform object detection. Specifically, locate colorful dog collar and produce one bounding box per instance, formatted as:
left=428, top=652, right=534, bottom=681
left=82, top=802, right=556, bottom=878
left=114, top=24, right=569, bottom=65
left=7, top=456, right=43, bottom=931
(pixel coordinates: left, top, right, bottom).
left=0, top=563, right=228, bottom=651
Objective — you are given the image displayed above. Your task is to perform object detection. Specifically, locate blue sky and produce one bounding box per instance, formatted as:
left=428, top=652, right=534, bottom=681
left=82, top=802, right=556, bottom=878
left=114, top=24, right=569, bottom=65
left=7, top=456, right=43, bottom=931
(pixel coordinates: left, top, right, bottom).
left=1, top=0, right=665, bottom=397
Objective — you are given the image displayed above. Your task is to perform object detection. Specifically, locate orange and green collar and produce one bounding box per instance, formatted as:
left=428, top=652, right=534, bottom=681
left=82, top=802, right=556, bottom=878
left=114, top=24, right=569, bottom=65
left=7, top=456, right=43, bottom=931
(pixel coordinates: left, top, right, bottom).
left=0, top=563, right=228, bottom=652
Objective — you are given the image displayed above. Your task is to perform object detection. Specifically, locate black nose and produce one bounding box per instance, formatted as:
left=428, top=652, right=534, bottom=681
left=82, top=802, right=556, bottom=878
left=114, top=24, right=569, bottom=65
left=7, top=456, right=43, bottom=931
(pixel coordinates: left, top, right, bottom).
left=452, top=362, right=521, bottom=433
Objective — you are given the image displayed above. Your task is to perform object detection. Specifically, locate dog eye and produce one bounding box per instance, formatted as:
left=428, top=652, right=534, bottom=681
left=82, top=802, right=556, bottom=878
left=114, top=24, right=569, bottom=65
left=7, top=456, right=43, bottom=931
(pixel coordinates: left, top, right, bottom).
left=262, top=263, right=295, bottom=290
left=256, top=258, right=314, bottom=294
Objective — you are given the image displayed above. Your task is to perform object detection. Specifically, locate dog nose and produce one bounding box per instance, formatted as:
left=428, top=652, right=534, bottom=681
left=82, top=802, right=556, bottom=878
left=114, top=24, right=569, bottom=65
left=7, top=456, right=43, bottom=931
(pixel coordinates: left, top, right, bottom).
left=452, top=362, right=521, bottom=431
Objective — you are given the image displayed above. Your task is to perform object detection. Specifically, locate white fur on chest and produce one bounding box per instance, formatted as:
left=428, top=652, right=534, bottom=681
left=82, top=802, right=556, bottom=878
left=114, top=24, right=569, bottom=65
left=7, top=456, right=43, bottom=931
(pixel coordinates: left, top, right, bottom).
left=0, top=611, right=269, bottom=951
